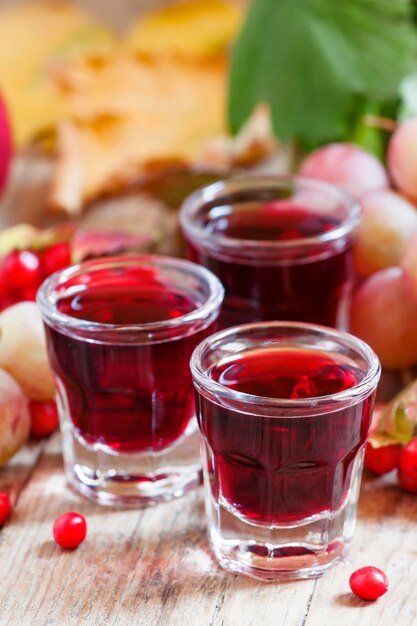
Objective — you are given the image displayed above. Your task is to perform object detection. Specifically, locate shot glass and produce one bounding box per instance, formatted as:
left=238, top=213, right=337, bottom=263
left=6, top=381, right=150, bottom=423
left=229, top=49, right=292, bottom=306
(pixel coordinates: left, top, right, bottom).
left=191, top=322, right=380, bottom=580
left=180, top=176, right=361, bottom=328
left=37, top=255, right=224, bottom=506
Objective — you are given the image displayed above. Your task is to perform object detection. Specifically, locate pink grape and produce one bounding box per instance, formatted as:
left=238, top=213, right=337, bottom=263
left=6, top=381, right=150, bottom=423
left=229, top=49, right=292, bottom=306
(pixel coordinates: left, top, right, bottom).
left=0, top=369, right=30, bottom=465
left=299, top=143, right=389, bottom=198
left=350, top=267, right=417, bottom=369
left=0, top=302, right=55, bottom=400
left=401, top=234, right=417, bottom=304
left=388, top=117, right=417, bottom=201
left=353, top=190, right=417, bottom=277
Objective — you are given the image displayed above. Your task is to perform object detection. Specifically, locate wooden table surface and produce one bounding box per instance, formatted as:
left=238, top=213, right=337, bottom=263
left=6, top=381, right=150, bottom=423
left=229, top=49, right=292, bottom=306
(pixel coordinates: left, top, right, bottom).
left=0, top=430, right=415, bottom=626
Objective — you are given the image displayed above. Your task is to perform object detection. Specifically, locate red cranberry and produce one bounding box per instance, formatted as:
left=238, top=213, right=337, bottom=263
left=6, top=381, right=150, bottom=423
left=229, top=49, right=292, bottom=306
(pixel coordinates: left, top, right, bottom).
left=364, top=442, right=402, bottom=475
left=0, top=277, right=7, bottom=299
left=2, top=249, right=41, bottom=289
left=30, top=401, right=59, bottom=438
left=398, top=439, right=417, bottom=493
left=19, top=286, right=39, bottom=302
left=0, top=492, right=11, bottom=526
left=53, top=512, right=87, bottom=549
left=41, top=242, right=71, bottom=277
left=349, top=566, right=389, bottom=601
left=398, top=469, right=417, bottom=494
left=0, top=290, right=14, bottom=312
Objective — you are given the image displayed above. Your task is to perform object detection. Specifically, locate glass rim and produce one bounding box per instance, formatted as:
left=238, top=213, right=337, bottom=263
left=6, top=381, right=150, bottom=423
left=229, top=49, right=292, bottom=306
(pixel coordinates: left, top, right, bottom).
left=180, top=175, right=362, bottom=253
left=37, top=254, right=224, bottom=340
left=190, top=321, right=381, bottom=413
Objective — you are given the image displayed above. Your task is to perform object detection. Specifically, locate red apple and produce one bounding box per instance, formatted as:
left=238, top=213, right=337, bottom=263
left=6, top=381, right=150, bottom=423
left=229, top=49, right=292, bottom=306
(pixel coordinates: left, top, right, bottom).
left=0, top=93, right=12, bottom=195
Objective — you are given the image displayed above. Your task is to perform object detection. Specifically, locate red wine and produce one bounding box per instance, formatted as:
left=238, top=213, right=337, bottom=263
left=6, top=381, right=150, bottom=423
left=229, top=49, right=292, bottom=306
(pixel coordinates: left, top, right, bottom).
left=186, top=200, right=352, bottom=327
left=57, top=274, right=198, bottom=324
left=204, top=202, right=339, bottom=241
left=46, top=267, right=213, bottom=452
left=196, top=347, right=373, bottom=524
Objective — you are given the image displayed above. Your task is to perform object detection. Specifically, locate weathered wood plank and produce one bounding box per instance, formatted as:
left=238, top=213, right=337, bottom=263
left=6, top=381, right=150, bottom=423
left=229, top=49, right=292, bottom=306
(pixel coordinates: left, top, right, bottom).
left=3, top=432, right=412, bottom=626
left=306, top=473, right=417, bottom=626
left=0, top=439, right=45, bottom=504
left=0, top=433, right=314, bottom=626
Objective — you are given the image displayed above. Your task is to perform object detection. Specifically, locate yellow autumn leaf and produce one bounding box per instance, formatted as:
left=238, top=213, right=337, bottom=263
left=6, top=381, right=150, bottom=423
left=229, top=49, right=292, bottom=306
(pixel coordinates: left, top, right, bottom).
left=127, top=0, right=244, bottom=58
left=51, top=53, right=226, bottom=213
left=0, top=2, right=114, bottom=146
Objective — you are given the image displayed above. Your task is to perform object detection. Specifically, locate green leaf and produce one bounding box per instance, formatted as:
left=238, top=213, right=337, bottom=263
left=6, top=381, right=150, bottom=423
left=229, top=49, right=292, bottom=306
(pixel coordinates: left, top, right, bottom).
left=229, top=0, right=416, bottom=148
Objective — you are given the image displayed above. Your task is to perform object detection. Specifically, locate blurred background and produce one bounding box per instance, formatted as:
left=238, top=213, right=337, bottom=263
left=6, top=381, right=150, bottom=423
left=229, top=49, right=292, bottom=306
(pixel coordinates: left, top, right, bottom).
left=0, top=0, right=252, bottom=250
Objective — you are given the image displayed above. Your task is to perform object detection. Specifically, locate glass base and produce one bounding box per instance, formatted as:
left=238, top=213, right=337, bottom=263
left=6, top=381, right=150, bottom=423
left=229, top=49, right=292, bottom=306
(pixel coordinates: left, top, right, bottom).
left=208, top=509, right=349, bottom=582
left=205, top=453, right=363, bottom=581
left=61, top=418, right=201, bottom=507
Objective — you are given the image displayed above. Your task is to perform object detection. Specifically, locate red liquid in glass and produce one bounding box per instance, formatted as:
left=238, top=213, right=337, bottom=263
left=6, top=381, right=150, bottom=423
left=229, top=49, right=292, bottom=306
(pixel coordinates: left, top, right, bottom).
left=186, top=201, right=352, bottom=327
left=46, top=268, right=212, bottom=453
left=197, top=347, right=373, bottom=524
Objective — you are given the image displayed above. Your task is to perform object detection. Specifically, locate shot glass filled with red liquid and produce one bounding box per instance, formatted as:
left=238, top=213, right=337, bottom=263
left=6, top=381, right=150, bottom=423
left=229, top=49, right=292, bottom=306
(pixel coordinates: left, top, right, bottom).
left=191, top=322, right=380, bottom=580
left=37, top=256, right=223, bottom=506
left=180, top=177, right=361, bottom=328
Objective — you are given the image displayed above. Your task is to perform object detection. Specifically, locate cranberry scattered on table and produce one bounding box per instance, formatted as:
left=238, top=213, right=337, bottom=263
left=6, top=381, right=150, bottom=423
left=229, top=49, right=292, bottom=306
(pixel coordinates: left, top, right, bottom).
left=0, top=492, right=11, bottom=526
left=349, top=566, right=389, bottom=601
left=53, top=512, right=87, bottom=549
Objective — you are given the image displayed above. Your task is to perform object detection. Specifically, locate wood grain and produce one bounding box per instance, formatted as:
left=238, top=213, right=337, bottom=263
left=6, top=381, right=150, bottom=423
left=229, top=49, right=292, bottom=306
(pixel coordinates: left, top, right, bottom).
left=0, top=433, right=316, bottom=626
left=306, top=473, right=417, bottom=626
left=0, top=431, right=415, bottom=626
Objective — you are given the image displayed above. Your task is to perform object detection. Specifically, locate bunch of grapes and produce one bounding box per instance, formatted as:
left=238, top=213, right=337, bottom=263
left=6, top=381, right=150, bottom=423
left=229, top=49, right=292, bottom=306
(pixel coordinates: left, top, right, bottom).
left=299, top=133, right=417, bottom=466
left=299, top=130, right=417, bottom=371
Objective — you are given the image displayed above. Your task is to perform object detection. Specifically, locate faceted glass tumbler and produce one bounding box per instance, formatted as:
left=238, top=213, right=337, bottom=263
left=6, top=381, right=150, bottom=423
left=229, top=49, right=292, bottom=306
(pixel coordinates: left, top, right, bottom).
left=38, top=255, right=224, bottom=507
left=191, top=322, right=381, bottom=581
left=180, top=176, right=361, bottom=329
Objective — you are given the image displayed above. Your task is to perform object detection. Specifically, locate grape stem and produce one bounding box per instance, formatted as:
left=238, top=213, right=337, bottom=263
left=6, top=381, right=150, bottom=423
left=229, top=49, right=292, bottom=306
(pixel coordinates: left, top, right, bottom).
left=363, top=115, right=398, bottom=132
